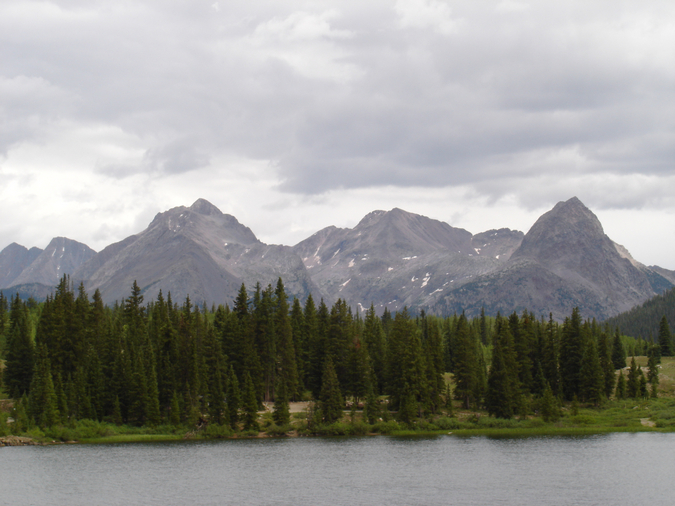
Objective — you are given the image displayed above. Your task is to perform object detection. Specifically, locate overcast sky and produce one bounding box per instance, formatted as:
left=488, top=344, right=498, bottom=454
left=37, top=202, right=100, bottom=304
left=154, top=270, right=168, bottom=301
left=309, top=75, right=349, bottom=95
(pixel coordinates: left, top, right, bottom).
left=1, top=0, right=674, bottom=268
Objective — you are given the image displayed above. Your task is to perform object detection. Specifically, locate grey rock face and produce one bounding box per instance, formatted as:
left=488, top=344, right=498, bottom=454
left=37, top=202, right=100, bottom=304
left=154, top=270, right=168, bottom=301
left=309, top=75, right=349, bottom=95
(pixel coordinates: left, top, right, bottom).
left=0, top=243, right=43, bottom=288
left=74, top=199, right=319, bottom=305
left=293, top=207, right=521, bottom=314
left=5, top=238, right=95, bottom=288
left=1, top=196, right=670, bottom=320
left=433, top=197, right=664, bottom=320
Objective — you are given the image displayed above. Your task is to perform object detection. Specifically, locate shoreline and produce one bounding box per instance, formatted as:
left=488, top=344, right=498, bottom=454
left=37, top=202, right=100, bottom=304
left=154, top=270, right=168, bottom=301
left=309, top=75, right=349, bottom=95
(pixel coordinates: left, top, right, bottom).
left=3, top=424, right=672, bottom=447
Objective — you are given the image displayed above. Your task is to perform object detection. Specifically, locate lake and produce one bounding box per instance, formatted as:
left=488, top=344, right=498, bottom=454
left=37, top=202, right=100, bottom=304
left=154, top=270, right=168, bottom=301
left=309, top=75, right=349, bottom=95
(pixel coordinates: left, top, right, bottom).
left=1, top=433, right=674, bottom=505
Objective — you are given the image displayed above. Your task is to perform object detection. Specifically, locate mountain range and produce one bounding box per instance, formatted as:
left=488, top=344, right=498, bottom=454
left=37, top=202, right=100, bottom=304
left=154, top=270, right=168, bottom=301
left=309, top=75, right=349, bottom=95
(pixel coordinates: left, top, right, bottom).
left=1, top=197, right=672, bottom=320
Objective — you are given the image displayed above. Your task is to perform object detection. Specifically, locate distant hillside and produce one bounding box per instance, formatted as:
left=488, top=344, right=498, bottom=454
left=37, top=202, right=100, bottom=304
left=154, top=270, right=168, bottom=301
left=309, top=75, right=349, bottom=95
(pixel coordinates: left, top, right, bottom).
left=604, top=287, right=675, bottom=338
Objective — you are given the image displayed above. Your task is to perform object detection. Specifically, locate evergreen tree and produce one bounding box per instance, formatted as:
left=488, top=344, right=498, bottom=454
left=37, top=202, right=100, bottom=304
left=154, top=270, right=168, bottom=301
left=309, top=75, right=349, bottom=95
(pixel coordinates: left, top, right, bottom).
left=362, top=304, right=386, bottom=394
left=559, top=308, right=584, bottom=401
left=638, top=370, right=648, bottom=398
left=539, top=383, right=560, bottom=423
left=541, top=314, right=561, bottom=396
left=28, top=344, right=60, bottom=428
left=397, top=381, right=418, bottom=426
left=444, top=383, right=454, bottom=417
left=615, top=371, right=627, bottom=399
left=658, top=316, right=674, bottom=357
left=579, top=335, right=603, bottom=405
left=362, top=379, right=380, bottom=424
left=226, top=365, right=241, bottom=430
left=486, top=318, right=519, bottom=419
left=647, top=346, right=659, bottom=398
left=241, top=372, right=259, bottom=431
left=452, top=314, right=480, bottom=409
left=598, top=331, right=615, bottom=399
left=170, top=390, right=182, bottom=425
left=318, top=358, right=344, bottom=424
left=3, top=297, right=34, bottom=399
left=627, top=356, right=640, bottom=398
left=272, top=374, right=290, bottom=426
left=611, top=329, right=626, bottom=369
left=274, top=279, right=299, bottom=401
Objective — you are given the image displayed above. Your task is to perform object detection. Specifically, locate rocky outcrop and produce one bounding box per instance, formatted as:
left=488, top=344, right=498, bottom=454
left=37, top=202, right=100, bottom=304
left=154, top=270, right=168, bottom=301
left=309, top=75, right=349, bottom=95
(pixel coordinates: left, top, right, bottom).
left=73, top=199, right=319, bottom=305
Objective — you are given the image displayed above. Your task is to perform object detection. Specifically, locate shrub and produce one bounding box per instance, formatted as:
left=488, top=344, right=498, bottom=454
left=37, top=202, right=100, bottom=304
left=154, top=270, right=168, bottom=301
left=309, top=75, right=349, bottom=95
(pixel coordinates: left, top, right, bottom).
left=348, top=420, right=370, bottom=435
left=265, top=423, right=291, bottom=436
left=24, top=427, right=45, bottom=440
left=372, top=420, right=400, bottom=434
left=205, top=424, right=233, bottom=438
left=434, top=417, right=463, bottom=430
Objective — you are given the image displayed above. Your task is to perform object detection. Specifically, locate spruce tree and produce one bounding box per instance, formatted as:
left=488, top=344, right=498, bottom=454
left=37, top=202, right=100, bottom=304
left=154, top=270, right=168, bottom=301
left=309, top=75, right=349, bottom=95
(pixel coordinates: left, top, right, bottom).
left=362, top=379, right=380, bottom=424
left=170, top=390, right=181, bottom=425
left=452, top=314, right=479, bottom=409
left=272, top=374, right=290, bottom=426
left=611, top=329, right=626, bottom=369
left=28, top=344, right=60, bottom=428
left=559, top=308, right=584, bottom=401
left=627, top=357, right=639, bottom=398
left=226, top=365, right=241, bottom=430
left=319, top=358, right=344, bottom=424
left=241, top=372, right=259, bottom=431
left=444, top=383, right=454, bottom=417
left=658, top=316, right=674, bottom=357
left=615, top=371, right=627, bottom=399
left=598, top=331, right=615, bottom=398
left=397, top=382, right=418, bottom=426
left=3, top=298, right=34, bottom=399
left=638, top=370, right=648, bottom=398
left=486, top=319, right=519, bottom=419
left=647, top=346, right=659, bottom=398
left=539, top=383, right=559, bottom=423
left=579, top=336, right=603, bottom=405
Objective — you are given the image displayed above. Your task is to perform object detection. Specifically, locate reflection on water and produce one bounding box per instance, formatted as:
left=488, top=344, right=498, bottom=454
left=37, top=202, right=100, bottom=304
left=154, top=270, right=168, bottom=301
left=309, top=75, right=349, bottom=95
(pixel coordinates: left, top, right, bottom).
left=2, top=433, right=674, bottom=506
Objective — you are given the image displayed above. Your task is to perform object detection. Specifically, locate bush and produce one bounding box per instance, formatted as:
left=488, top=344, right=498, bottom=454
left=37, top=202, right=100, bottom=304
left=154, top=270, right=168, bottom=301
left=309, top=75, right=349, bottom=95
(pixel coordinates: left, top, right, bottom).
left=475, top=417, right=518, bottom=429
left=24, top=427, right=45, bottom=440
left=372, top=420, right=400, bottom=434
left=71, top=420, right=115, bottom=439
left=265, top=423, right=291, bottom=436
left=314, top=422, right=350, bottom=436
left=569, top=415, right=595, bottom=425
left=45, top=426, right=74, bottom=442
left=434, top=417, right=463, bottom=430
left=349, top=420, right=370, bottom=435
left=205, top=424, right=233, bottom=438
left=415, top=420, right=439, bottom=431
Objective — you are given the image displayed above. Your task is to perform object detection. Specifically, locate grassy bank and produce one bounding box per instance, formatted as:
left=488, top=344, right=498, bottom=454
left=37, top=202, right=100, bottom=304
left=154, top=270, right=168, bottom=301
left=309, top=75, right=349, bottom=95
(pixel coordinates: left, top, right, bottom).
left=6, top=358, right=675, bottom=445
left=12, top=397, right=669, bottom=445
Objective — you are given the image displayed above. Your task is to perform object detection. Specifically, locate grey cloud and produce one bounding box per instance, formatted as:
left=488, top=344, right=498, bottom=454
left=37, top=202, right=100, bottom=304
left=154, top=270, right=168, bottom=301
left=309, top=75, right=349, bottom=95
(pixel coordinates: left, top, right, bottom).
left=2, top=0, right=674, bottom=211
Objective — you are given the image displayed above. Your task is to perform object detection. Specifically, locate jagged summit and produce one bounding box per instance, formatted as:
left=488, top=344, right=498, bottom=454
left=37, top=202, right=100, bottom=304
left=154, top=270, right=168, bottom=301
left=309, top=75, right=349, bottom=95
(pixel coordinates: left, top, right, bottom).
left=72, top=198, right=316, bottom=305
left=0, top=243, right=43, bottom=288
left=7, top=237, right=95, bottom=287
left=512, top=197, right=605, bottom=265
left=2, top=196, right=672, bottom=321
left=190, top=198, right=223, bottom=216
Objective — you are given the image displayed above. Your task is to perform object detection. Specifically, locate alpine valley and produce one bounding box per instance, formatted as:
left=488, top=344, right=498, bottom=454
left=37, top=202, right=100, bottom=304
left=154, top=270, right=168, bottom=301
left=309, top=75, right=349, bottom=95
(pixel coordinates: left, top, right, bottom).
left=1, top=197, right=673, bottom=321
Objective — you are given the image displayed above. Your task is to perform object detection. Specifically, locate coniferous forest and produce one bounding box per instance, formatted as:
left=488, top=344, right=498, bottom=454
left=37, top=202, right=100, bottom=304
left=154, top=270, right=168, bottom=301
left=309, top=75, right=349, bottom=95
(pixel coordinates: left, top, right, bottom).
left=1, top=276, right=674, bottom=441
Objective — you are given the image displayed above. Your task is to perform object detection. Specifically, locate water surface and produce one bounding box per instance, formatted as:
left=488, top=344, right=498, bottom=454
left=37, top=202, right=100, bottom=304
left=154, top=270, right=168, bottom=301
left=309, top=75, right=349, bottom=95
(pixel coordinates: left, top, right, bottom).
left=1, top=433, right=673, bottom=505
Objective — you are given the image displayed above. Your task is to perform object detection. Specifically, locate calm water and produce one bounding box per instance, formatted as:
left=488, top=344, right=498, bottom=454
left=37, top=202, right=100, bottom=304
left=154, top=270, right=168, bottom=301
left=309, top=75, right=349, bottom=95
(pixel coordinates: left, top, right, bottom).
left=1, top=433, right=674, bottom=506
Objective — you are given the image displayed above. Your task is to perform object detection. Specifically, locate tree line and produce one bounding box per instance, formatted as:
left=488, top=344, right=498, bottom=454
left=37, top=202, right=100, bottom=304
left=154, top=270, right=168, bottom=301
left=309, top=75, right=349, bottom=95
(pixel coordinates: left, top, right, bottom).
left=1, top=276, right=672, bottom=431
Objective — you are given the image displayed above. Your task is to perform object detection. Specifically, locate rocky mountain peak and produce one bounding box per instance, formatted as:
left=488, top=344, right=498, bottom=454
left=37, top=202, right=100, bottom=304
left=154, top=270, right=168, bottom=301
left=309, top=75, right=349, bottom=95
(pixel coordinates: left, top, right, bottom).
left=511, top=197, right=606, bottom=265
left=190, top=198, right=223, bottom=216
left=10, top=237, right=96, bottom=287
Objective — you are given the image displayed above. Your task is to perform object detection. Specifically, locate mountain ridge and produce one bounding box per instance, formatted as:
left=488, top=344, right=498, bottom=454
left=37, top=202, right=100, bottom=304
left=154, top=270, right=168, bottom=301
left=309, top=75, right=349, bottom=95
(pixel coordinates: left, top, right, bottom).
left=1, top=197, right=672, bottom=320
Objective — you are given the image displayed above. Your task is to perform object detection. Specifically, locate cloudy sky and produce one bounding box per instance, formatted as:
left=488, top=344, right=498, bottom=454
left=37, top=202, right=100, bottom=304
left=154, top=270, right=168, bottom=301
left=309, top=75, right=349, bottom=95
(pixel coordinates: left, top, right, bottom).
left=1, top=0, right=674, bottom=268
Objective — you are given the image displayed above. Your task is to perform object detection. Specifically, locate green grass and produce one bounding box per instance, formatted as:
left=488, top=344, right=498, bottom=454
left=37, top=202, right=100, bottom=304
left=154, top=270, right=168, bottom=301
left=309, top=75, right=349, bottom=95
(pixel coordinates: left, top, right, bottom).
left=79, top=434, right=186, bottom=444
